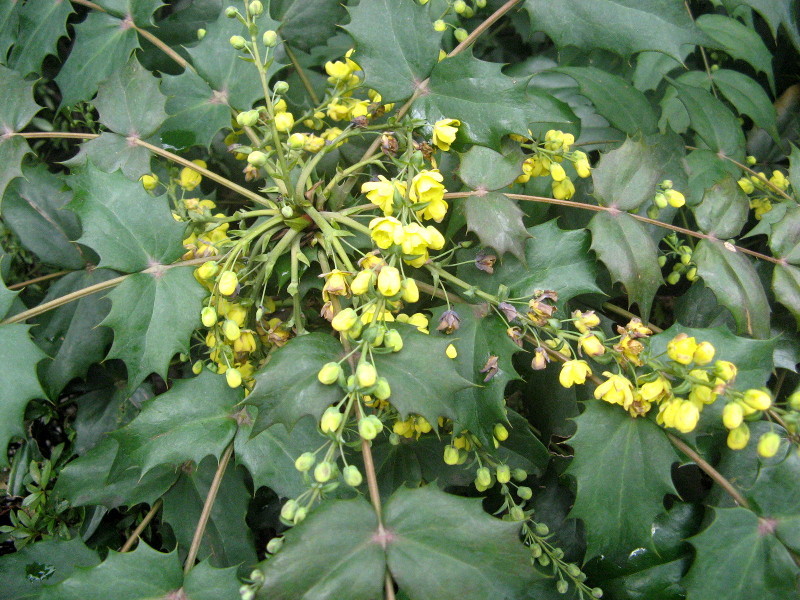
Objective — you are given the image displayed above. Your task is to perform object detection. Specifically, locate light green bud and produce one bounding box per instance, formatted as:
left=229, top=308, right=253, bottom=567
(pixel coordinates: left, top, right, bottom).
left=247, top=150, right=268, bottom=167
left=356, top=362, right=378, bottom=388
left=789, top=390, right=800, bottom=411
left=248, top=0, right=263, bottom=16
left=454, top=28, right=468, bottom=42
left=343, top=465, right=363, bottom=487
left=266, top=537, right=283, bottom=553
left=262, top=30, right=278, bottom=47
left=273, top=80, right=289, bottom=95
left=373, top=377, right=391, bottom=400
left=535, top=522, right=549, bottom=536
left=556, top=580, right=569, bottom=594
left=314, top=461, right=332, bottom=483
left=384, top=329, right=403, bottom=352
left=197, top=28, right=206, bottom=40
left=280, top=499, right=297, bottom=521
left=225, top=6, right=238, bottom=17
left=320, top=406, right=343, bottom=433
left=475, top=466, right=492, bottom=488
left=654, top=192, right=668, bottom=209
left=288, top=133, right=305, bottom=149
left=294, top=452, right=315, bottom=472
left=454, top=0, right=467, bottom=13
left=512, top=468, right=528, bottom=482
left=389, top=432, right=401, bottom=445
left=566, top=564, right=582, bottom=577
left=317, top=362, right=342, bottom=385
left=358, top=416, right=380, bottom=440
left=592, top=588, right=604, bottom=598
left=517, top=486, right=533, bottom=500
left=509, top=505, right=525, bottom=521
left=433, top=19, right=446, bottom=31
left=229, top=35, right=246, bottom=49
left=237, top=110, right=260, bottom=127
left=293, top=507, right=307, bottom=524
left=496, top=464, right=511, bottom=484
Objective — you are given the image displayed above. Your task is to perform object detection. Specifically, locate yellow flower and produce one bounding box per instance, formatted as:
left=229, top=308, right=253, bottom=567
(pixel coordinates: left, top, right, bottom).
left=559, top=360, right=592, bottom=388
left=594, top=372, right=635, bottom=408
left=742, top=389, right=771, bottom=411
left=326, top=98, right=350, bottom=121
left=727, top=423, right=750, bottom=450
left=410, top=170, right=447, bottom=222
left=579, top=334, right=605, bottom=357
left=324, top=60, right=352, bottom=80
left=722, top=402, right=744, bottom=430
left=331, top=308, right=358, bottom=332
left=274, top=111, right=294, bottom=132
left=572, top=310, right=599, bottom=333
left=657, top=398, right=699, bottom=433
left=401, top=278, right=419, bottom=303
left=639, top=376, right=671, bottom=404
left=369, top=216, right=404, bottom=249
left=425, top=226, right=445, bottom=250
left=667, top=333, right=697, bottom=365
left=664, top=189, right=685, bottom=208
left=552, top=178, right=575, bottom=200
left=549, top=162, right=567, bottom=182
left=432, top=118, right=460, bottom=151
left=738, top=177, right=754, bottom=194
left=140, top=174, right=159, bottom=190
left=377, top=266, right=402, bottom=297
left=225, top=368, right=242, bottom=388
left=361, top=176, right=407, bottom=216
left=304, top=134, right=325, bottom=153
left=351, top=269, right=374, bottom=296
left=179, top=159, right=207, bottom=191
left=321, top=269, right=351, bottom=300
left=396, top=312, right=429, bottom=332
left=218, top=271, right=239, bottom=296
left=713, top=360, right=737, bottom=382
left=757, top=432, right=781, bottom=458
left=233, top=331, right=257, bottom=353
left=573, top=151, right=591, bottom=178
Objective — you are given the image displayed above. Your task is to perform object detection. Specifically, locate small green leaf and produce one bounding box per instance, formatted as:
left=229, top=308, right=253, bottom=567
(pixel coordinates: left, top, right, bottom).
left=459, top=144, right=524, bottom=192
left=162, top=455, right=256, bottom=568
left=773, top=264, right=800, bottom=327
left=697, top=14, right=775, bottom=93
left=68, top=163, right=186, bottom=272
left=711, top=69, right=779, bottom=141
left=255, top=497, right=384, bottom=600
left=0, top=65, right=41, bottom=200
left=523, top=0, right=710, bottom=61
left=588, top=211, right=663, bottom=321
left=102, top=267, right=205, bottom=390
left=692, top=175, right=750, bottom=238
left=693, top=239, right=771, bottom=338
left=682, top=507, right=800, bottom=600
left=6, top=0, right=74, bottom=77
left=592, top=137, right=671, bottom=211
left=464, top=193, right=530, bottom=261
left=0, top=538, right=100, bottom=600
left=110, top=371, right=242, bottom=478
left=2, top=164, right=85, bottom=270
left=39, top=543, right=184, bottom=600
left=372, top=324, right=472, bottom=427
left=272, top=0, right=346, bottom=53
left=768, top=205, right=800, bottom=263
left=668, top=79, right=746, bottom=161
left=648, top=324, right=776, bottom=390
left=55, top=12, right=140, bottom=108
left=686, top=148, right=741, bottom=205
left=554, top=67, right=658, bottom=135
left=412, top=52, right=579, bottom=149
left=235, top=414, right=321, bottom=498
left=458, top=219, right=601, bottom=303
left=343, top=0, right=442, bottom=103
left=567, top=400, right=678, bottom=560
left=385, top=486, right=547, bottom=600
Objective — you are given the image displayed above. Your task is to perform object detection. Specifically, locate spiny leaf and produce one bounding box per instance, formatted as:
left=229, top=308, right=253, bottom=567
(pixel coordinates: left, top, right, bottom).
left=682, top=507, right=800, bottom=600
left=693, top=239, right=771, bottom=338
left=567, top=400, right=678, bottom=560
left=372, top=324, right=473, bottom=427
left=711, top=69, right=779, bottom=142
left=272, top=0, right=347, bottom=53
left=692, top=175, right=750, bottom=239
left=6, top=0, right=74, bottom=77
left=64, top=133, right=154, bottom=180
left=412, top=51, right=579, bottom=150
left=747, top=450, right=800, bottom=554
left=588, top=211, right=663, bottom=321
left=343, top=0, right=442, bottom=103
left=246, top=333, right=344, bottom=436
left=463, top=193, right=530, bottom=261
left=773, top=264, right=800, bottom=328
left=67, top=163, right=186, bottom=272
left=720, top=0, right=800, bottom=54
left=0, top=65, right=41, bottom=200
left=458, top=144, right=524, bottom=192
left=102, top=268, right=205, bottom=391
left=110, top=371, right=243, bottom=479
left=523, top=0, right=710, bottom=61
left=55, top=12, right=140, bottom=108
left=93, top=0, right=165, bottom=26
left=768, top=205, right=800, bottom=263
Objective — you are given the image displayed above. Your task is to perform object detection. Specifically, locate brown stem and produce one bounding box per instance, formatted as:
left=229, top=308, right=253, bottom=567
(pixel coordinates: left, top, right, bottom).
left=15, top=132, right=98, bottom=140
left=450, top=0, right=521, bottom=56
left=8, top=270, right=70, bottom=290
left=184, top=443, right=234, bottom=574
left=598, top=302, right=663, bottom=333
left=683, top=1, right=717, bottom=98
left=120, top=499, right=163, bottom=552
left=285, top=44, right=320, bottom=105
left=446, top=190, right=781, bottom=265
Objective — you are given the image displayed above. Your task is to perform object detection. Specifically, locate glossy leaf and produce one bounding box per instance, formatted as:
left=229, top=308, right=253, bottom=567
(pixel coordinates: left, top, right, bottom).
left=720, top=0, right=800, bottom=53
left=0, top=65, right=40, bottom=200
left=343, top=0, right=442, bottom=103
left=6, top=0, right=74, bottom=77
left=458, top=144, right=524, bottom=192
left=93, top=0, right=164, bottom=26
left=768, top=205, right=800, bottom=263
left=588, top=211, right=663, bottom=321
left=711, top=69, right=779, bottom=141
left=102, top=267, right=205, bottom=390
left=412, top=52, right=579, bottom=150
left=64, top=133, right=154, bottom=180
left=463, top=193, right=529, bottom=260
left=693, top=239, right=771, bottom=338
left=110, top=371, right=243, bottom=478
left=567, top=400, right=678, bottom=560
left=272, top=0, right=346, bottom=53
left=773, top=264, right=800, bottom=327
left=747, top=450, right=800, bottom=553
left=554, top=67, right=658, bottom=135
left=372, top=324, right=473, bottom=427
left=523, top=0, right=709, bottom=61
left=692, top=175, right=750, bottom=239
left=246, top=333, right=344, bottom=435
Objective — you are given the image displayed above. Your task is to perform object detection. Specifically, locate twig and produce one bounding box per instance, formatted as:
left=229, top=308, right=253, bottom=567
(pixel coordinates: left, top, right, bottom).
left=284, top=44, right=320, bottom=105
left=8, top=270, right=70, bottom=290
left=184, top=443, right=234, bottom=574
left=120, top=499, right=163, bottom=552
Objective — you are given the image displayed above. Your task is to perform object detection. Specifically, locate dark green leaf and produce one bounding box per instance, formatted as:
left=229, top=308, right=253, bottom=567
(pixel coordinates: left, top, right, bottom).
left=686, top=148, right=741, bottom=206
left=720, top=0, right=800, bottom=53
left=463, top=193, right=529, bottom=260
left=7, top=0, right=74, bottom=76
left=554, top=67, right=658, bottom=135
left=385, top=486, right=547, bottom=600
left=496, top=409, right=551, bottom=478
left=55, top=437, right=177, bottom=508
left=102, top=267, right=205, bottom=390
left=648, top=324, right=776, bottom=391
left=235, top=414, right=321, bottom=498
left=769, top=205, right=800, bottom=263
left=162, top=456, right=256, bottom=568
left=0, top=2, right=19, bottom=61
left=255, top=497, right=384, bottom=600
left=592, top=137, right=671, bottom=211
left=669, top=78, right=746, bottom=161
left=693, top=239, right=771, bottom=338
left=682, top=507, right=800, bottom=600
left=0, top=323, right=47, bottom=466
left=64, top=133, right=154, bottom=180
left=0, top=65, right=41, bottom=199
left=567, top=400, right=678, bottom=559
left=748, top=450, right=800, bottom=553
left=588, top=211, right=663, bottom=321
left=429, top=305, right=520, bottom=446
left=2, top=163, right=85, bottom=270
left=32, top=269, right=116, bottom=397
left=159, top=71, right=231, bottom=149
left=93, top=0, right=164, bottom=26
left=711, top=69, right=779, bottom=141
left=790, top=144, right=800, bottom=192
left=272, top=0, right=346, bottom=52
left=110, top=371, right=242, bottom=478
left=372, top=324, right=472, bottom=427
left=459, top=144, right=524, bottom=192
left=39, top=543, right=183, bottom=600
left=523, top=0, right=710, bottom=61
left=773, top=264, right=800, bottom=328
left=343, top=0, right=441, bottom=102
left=0, top=538, right=100, bottom=600
left=692, top=175, right=750, bottom=238
left=412, top=52, right=579, bottom=150
left=0, top=271, right=18, bottom=318
left=68, top=163, right=186, bottom=272
left=183, top=562, right=242, bottom=600
left=55, top=12, right=140, bottom=108
left=246, top=333, right=344, bottom=435
left=697, top=15, right=775, bottom=93
left=458, top=219, right=601, bottom=302
left=371, top=434, right=474, bottom=491
left=633, top=51, right=684, bottom=92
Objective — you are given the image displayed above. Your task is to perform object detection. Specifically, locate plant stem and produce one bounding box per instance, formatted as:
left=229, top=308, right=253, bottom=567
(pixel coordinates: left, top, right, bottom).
left=8, top=270, right=70, bottom=290
left=284, top=44, right=320, bottom=105
left=120, top=499, right=163, bottom=552
left=184, top=443, right=234, bottom=574
left=290, top=235, right=306, bottom=335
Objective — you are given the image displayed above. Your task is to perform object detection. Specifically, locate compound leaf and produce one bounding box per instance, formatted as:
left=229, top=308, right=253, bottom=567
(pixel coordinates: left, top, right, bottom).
left=7, top=0, right=74, bottom=77
left=0, top=65, right=41, bottom=200
left=272, top=0, right=346, bottom=53
left=711, top=69, right=779, bottom=142
left=463, top=193, right=530, bottom=261
left=692, top=175, right=750, bottom=239
left=773, top=264, right=800, bottom=327
left=458, top=144, right=524, bottom=192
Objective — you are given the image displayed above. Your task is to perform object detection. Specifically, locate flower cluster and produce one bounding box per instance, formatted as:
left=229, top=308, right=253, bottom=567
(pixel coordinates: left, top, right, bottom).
left=736, top=159, right=792, bottom=220
left=514, top=130, right=591, bottom=199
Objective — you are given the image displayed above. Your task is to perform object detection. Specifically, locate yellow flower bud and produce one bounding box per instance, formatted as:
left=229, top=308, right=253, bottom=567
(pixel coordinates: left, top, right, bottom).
left=401, top=278, right=419, bottom=303
left=233, top=331, right=256, bottom=354
left=343, top=465, right=363, bottom=487
left=664, top=189, right=686, bottom=208
left=667, top=333, right=697, bottom=365
left=789, top=390, right=800, bottom=411
left=320, top=406, right=343, bottom=433
left=384, top=329, right=403, bottom=352
left=727, top=424, right=750, bottom=450
left=549, top=162, right=567, bottom=182
left=356, top=362, right=378, bottom=388
left=222, top=319, right=241, bottom=341
left=192, top=360, right=203, bottom=374
left=218, top=271, right=238, bottom=296
left=579, top=334, right=605, bottom=357
left=674, top=400, right=700, bottom=433
left=140, top=174, right=159, bottom=190
left=559, top=360, right=592, bottom=388
left=757, top=432, right=781, bottom=458
left=713, top=360, right=737, bottom=382
left=493, top=423, right=509, bottom=441
left=314, top=461, right=332, bottom=483
left=737, top=177, right=754, bottom=194
left=350, top=270, right=373, bottom=296
left=446, top=344, right=457, bottom=359
left=496, top=464, right=511, bottom=484
left=377, top=266, right=402, bottom=297
left=317, top=362, right=342, bottom=385
left=742, top=389, right=771, bottom=411
left=294, top=452, right=315, bottom=472
left=443, top=445, right=460, bottom=465
left=225, top=368, right=242, bottom=388
left=475, top=467, right=492, bottom=489
left=273, top=111, right=294, bottom=132
left=331, top=308, right=358, bottom=332
left=201, top=306, right=217, bottom=327
left=196, top=261, right=219, bottom=281
left=693, top=341, right=715, bottom=365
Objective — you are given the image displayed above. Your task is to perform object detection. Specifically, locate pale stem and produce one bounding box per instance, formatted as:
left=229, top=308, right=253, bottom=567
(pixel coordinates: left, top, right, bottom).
left=120, top=499, right=163, bottom=552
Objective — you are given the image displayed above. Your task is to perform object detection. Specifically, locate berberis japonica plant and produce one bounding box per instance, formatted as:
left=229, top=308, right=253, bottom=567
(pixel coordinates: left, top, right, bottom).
left=1, top=0, right=800, bottom=598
